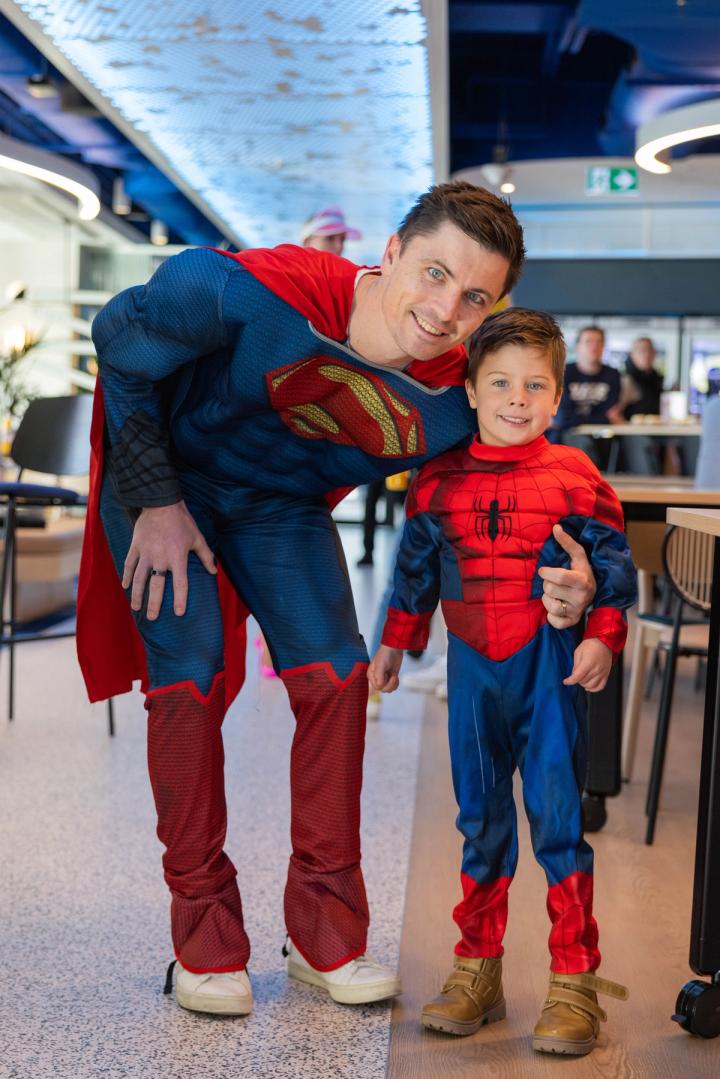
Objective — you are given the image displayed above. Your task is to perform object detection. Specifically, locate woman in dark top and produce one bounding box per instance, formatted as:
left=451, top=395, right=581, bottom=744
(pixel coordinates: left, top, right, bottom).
left=622, top=337, right=663, bottom=419
left=620, top=337, right=664, bottom=473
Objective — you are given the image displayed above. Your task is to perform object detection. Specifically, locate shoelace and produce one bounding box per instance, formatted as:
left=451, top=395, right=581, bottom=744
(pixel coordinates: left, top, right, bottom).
left=347, top=954, right=387, bottom=978
left=164, top=958, right=248, bottom=995
left=164, top=960, right=176, bottom=995
left=281, top=939, right=389, bottom=980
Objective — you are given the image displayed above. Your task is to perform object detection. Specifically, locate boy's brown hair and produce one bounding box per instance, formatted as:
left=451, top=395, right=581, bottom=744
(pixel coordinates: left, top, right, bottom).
left=397, top=180, right=526, bottom=298
left=467, top=307, right=566, bottom=389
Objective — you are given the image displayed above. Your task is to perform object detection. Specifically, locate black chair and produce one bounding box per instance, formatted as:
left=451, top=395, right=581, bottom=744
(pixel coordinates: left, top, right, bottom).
left=0, top=395, right=115, bottom=734
left=644, top=525, right=712, bottom=844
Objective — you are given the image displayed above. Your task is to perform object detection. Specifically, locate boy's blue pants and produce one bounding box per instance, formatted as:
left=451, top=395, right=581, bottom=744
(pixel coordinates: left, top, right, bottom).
left=447, top=625, right=601, bottom=973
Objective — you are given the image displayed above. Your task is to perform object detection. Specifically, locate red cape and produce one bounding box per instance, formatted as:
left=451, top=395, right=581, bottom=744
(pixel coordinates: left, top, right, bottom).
left=76, top=245, right=468, bottom=706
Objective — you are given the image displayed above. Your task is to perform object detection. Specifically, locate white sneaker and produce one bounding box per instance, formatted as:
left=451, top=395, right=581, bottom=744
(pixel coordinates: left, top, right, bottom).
left=367, top=692, right=381, bottom=721
left=286, top=940, right=401, bottom=1004
left=402, top=655, right=447, bottom=693
left=434, top=679, right=448, bottom=701
left=174, top=961, right=253, bottom=1015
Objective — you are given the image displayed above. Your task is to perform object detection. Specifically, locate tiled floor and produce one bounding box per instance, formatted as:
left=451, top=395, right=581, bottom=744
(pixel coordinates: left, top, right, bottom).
left=0, top=525, right=423, bottom=1079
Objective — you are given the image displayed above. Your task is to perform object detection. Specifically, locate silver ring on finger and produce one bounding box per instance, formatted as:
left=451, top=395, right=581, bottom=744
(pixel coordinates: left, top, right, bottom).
left=149, top=569, right=169, bottom=577
left=558, top=598, right=568, bottom=618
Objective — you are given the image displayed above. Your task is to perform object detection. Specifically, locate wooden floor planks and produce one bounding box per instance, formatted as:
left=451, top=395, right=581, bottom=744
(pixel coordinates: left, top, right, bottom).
left=388, top=640, right=720, bottom=1078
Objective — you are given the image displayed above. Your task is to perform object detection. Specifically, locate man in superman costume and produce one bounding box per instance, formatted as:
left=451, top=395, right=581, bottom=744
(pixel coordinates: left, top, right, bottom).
left=77, top=182, right=596, bottom=1016
left=369, top=308, right=636, bottom=1054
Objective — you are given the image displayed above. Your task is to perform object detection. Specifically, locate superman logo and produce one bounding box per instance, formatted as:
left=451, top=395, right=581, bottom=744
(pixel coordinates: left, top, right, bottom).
left=266, top=355, right=426, bottom=458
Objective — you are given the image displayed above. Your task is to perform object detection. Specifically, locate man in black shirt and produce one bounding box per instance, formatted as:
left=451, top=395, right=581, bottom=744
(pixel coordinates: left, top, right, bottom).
left=552, top=325, right=621, bottom=467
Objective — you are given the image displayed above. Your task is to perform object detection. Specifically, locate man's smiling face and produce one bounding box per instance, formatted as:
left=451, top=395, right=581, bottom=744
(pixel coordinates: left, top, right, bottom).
left=378, top=220, right=510, bottom=363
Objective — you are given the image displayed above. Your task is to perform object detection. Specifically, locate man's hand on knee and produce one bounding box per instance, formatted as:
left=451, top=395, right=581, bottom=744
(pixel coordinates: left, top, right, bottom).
left=122, top=501, right=217, bottom=619
left=539, top=524, right=597, bottom=629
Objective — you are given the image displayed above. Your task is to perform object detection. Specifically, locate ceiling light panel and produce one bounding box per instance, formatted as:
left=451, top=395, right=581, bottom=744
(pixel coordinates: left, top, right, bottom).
left=8, top=1, right=435, bottom=258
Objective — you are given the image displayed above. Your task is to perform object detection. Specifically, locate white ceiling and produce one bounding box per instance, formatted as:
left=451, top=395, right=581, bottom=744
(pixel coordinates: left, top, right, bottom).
left=5, top=1, right=440, bottom=260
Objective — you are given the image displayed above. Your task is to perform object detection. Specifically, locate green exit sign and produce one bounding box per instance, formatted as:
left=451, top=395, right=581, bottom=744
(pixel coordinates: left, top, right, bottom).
left=585, top=165, right=639, bottom=196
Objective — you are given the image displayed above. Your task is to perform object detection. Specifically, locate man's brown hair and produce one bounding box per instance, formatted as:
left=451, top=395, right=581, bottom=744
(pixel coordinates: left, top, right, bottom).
left=576, top=324, right=605, bottom=344
left=396, top=180, right=526, bottom=298
left=467, top=307, right=566, bottom=389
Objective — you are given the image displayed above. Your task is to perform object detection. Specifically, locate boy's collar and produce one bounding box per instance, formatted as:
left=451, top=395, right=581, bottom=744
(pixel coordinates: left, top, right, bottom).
left=468, top=433, right=548, bottom=461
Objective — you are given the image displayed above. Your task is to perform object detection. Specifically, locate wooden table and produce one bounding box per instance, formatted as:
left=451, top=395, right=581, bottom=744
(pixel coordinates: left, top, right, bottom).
left=569, top=422, right=701, bottom=472
left=666, top=509, right=720, bottom=998
left=573, top=422, right=701, bottom=438
left=613, top=482, right=720, bottom=523
left=582, top=484, right=720, bottom=828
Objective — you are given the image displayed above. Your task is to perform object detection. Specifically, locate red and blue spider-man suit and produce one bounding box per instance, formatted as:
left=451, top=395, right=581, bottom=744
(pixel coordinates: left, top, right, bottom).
left=381, top=434, right=637, bottom=973
left=76, top=244, right=478, bottom=977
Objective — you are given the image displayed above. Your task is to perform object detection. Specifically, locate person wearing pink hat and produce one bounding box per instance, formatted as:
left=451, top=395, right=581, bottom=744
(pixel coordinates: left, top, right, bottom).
left=301, top=206, right=362, bottom=256
left=254, top=207, right=364, bottom=679
left=254, top=206, right=365, bottom=680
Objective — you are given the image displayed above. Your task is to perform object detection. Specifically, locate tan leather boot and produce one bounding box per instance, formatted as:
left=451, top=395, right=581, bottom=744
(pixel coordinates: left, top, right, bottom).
left=421, top=956, right=506, bottom=1036
left=532, top=971, right=628, bottom=1055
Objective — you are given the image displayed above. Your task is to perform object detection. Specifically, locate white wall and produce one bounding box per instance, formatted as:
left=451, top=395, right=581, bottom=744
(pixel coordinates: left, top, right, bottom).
left=0, top=175, right=136, bottom=402
left=518, top=204, right=720, bottom=259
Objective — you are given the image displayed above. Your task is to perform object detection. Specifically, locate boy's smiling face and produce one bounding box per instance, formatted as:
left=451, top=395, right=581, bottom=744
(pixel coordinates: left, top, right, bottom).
left=466, top=344, right=561, bottom=447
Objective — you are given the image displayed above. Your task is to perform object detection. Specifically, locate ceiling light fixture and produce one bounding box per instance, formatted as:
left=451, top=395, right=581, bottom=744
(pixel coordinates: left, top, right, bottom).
left=26, top=72, right=58, bottom=99
left=150, top=219, right=169, bottom=246
left=0, top=133, right=100, bottom=220
left=480, top=163, right=515, bottom=195
left=480, top=163, right=505, bottom=188
left=635, top=97, right=720, bottom=174
left=112, top=176, right=131, bottom=215
left=4, top=281, right=26, bottom=303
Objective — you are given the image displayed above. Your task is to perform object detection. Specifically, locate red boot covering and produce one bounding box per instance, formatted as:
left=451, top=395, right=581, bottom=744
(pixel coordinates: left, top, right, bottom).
left=547, top=870, right=600, bottom=973
left=453, top=873, right=512, bottom=959
left=145, top=674, right=250, bottom=973
left=281, top=661, right=370, bottom=970
left=452, top=870, right=600, bottom=973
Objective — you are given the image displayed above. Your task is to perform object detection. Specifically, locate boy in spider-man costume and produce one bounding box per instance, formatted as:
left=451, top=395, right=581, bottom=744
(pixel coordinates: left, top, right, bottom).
left=369, top=308, right=636, bottom=1055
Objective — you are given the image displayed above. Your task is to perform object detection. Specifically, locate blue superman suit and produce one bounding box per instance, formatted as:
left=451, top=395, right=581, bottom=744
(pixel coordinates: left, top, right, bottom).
left=82, top=244, right=477, bottom=974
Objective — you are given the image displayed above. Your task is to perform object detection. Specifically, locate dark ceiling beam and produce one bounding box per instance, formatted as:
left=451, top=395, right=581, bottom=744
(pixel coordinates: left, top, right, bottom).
left=556, top=16, right=587, bottom=56
left=576, top=0, right=720, bottom=77
left=449, top=0, right=720, bottom=171
left=454, top=121, right=548, bottom=140
left=575, top=3, right=720, bottom=158
left=0, top=13, right=223, bottom=245
left=449, top=2, right=576, bottom=36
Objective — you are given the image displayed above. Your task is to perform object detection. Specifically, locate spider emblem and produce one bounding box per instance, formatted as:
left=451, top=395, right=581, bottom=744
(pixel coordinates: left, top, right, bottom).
left=474, top=495, right=516, bottom=541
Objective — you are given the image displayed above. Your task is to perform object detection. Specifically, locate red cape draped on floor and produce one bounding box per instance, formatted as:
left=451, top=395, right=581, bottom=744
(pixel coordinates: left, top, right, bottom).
left=76, top=245, right=468, bottom=707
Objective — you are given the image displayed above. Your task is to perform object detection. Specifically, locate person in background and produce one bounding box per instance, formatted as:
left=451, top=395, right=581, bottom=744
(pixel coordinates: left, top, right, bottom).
left=301, top=205, right=362, bottom=255
left=621, top=337, right=663, bottom=419
left=551, top=325, right=621, bottom=468
left=356, top=477, right=390, bottom=567
left=304, top=210, right=400, bottom=570
left=695, top=393, right=720, bottom=488
left=619, top=336, right=664, bottom=475
left=256, top=205, right=365, bottom=674
left=301, top=207, right=384, bottom=571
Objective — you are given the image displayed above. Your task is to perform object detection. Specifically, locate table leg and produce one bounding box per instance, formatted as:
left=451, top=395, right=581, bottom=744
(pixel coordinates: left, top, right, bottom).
left=607, top=436, right=620, bottom=474
left=583, top=651, right=623, bottom=832
left=689, top=535, right=720, bottom=975
left=672, top=536, right=720, bottom=1038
